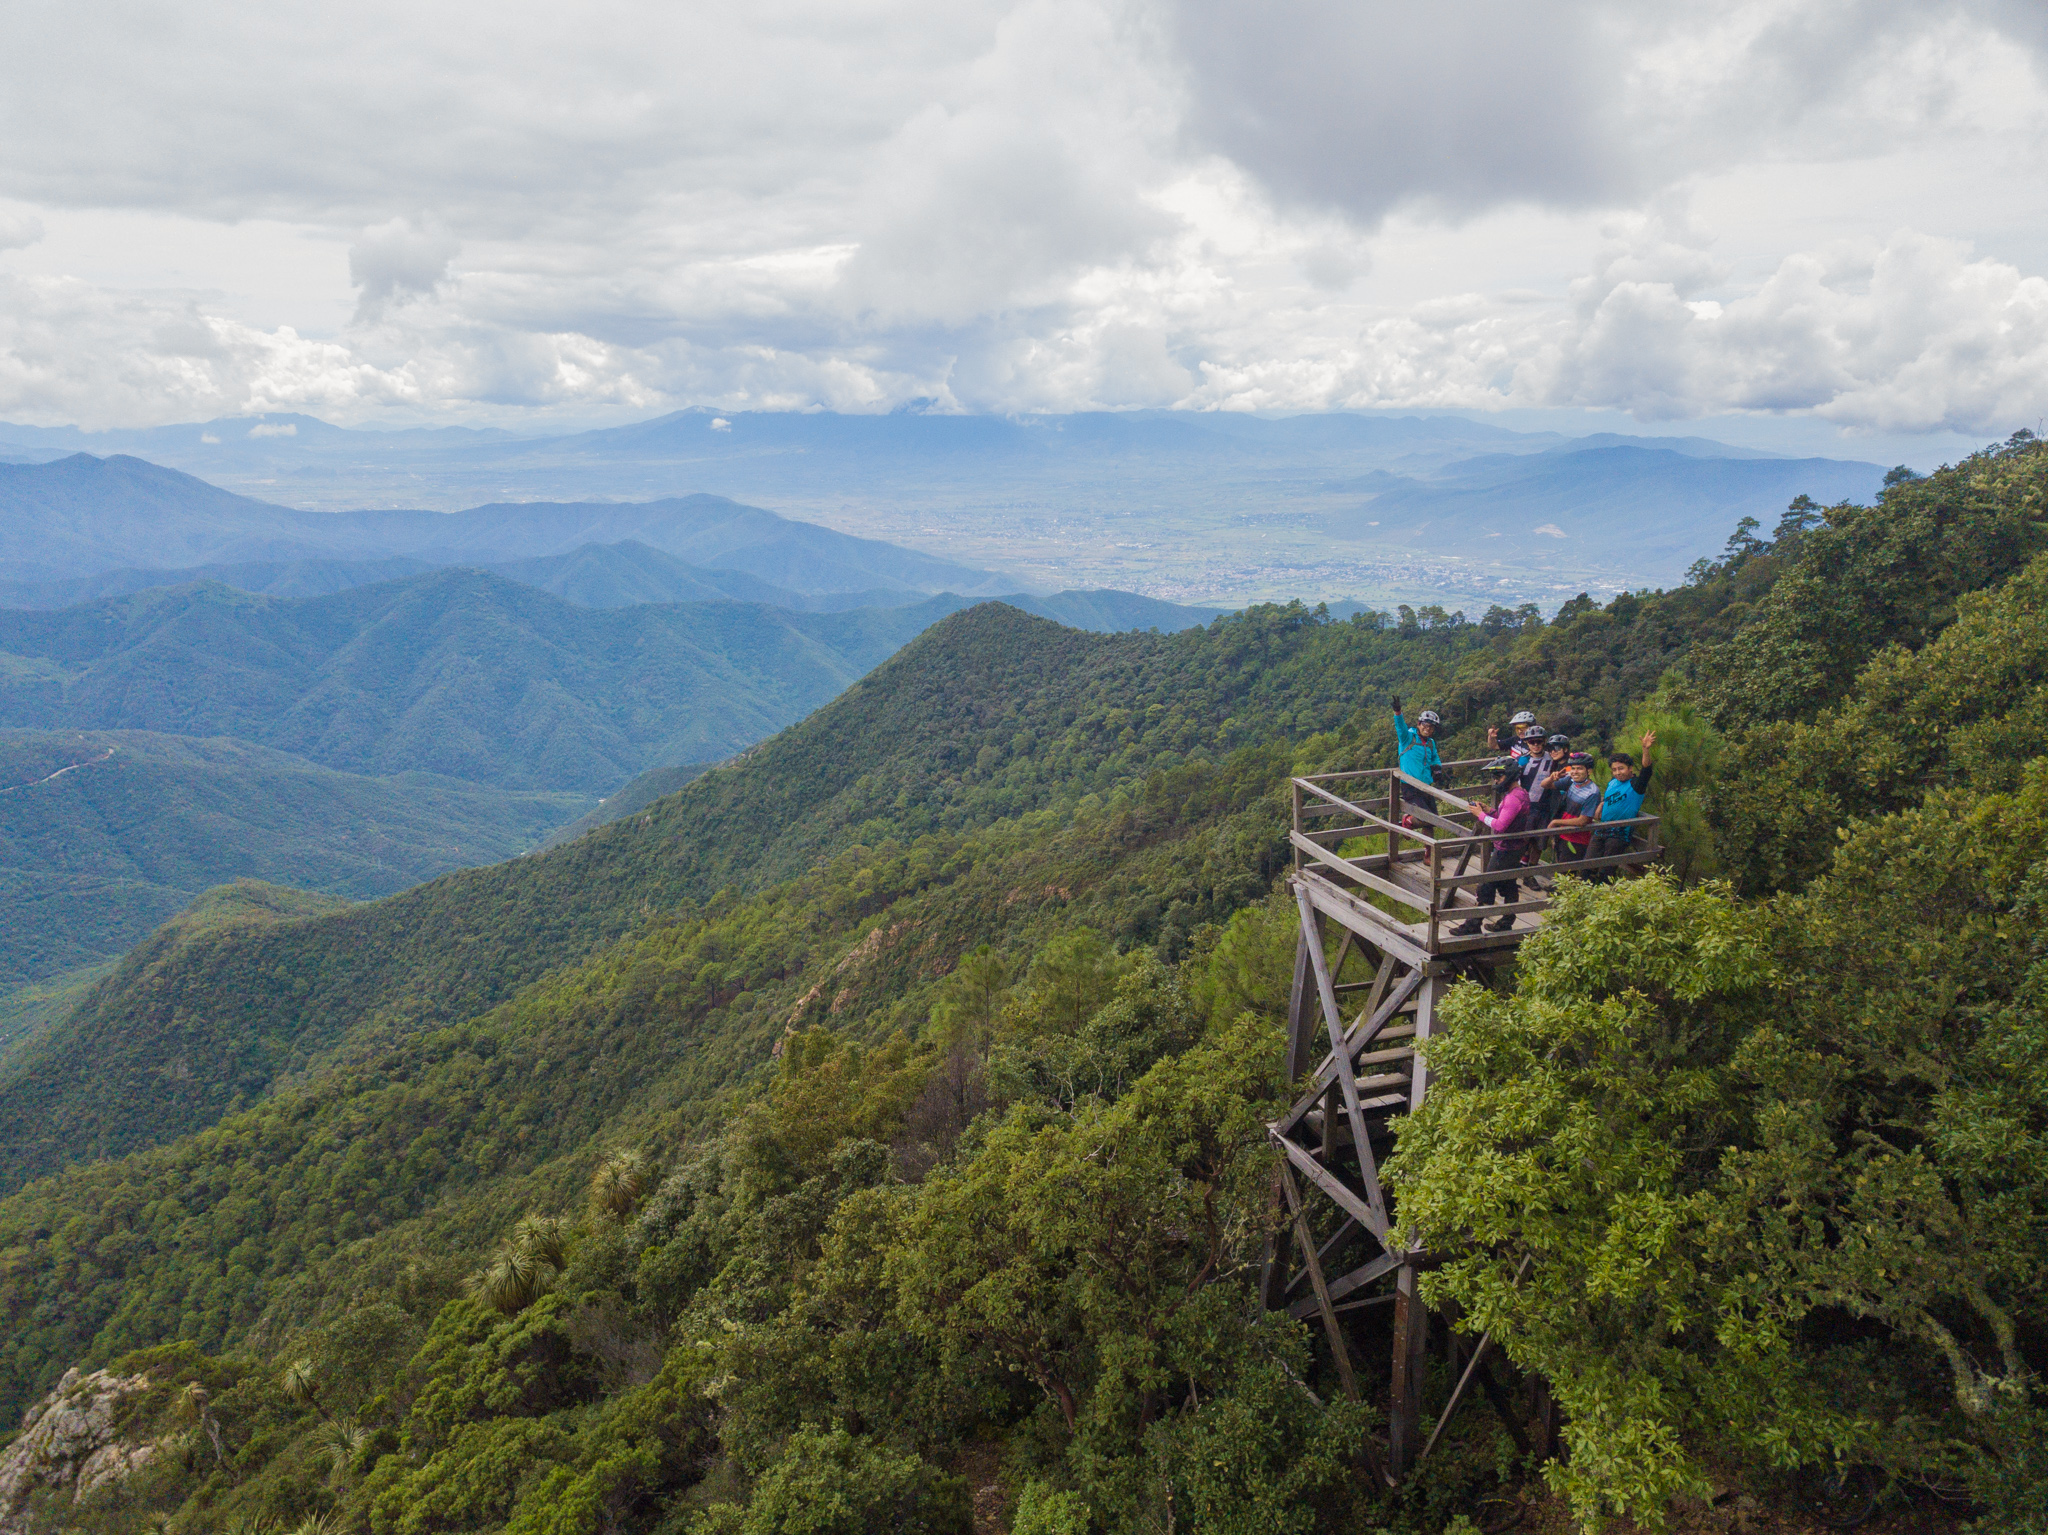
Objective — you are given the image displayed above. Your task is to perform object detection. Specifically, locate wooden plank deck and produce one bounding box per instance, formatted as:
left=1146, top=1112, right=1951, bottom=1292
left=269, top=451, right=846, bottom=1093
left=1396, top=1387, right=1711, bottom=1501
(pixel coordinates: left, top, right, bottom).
left=1291, top=768, right=1660, bottom=957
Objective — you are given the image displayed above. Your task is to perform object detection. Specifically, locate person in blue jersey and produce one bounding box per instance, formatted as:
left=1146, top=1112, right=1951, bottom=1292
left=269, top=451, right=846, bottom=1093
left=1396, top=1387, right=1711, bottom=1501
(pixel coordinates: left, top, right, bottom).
left=1588, top=731, right=1656, bottom=875
left=1389, top=697, right=1443, bottom=821
left=1550, top=752, right=1604, bottom=866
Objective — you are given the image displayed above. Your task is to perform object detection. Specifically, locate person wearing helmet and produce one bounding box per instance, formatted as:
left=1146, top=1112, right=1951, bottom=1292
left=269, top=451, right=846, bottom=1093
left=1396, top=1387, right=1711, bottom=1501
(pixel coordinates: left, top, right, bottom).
left=1588, top=731, right=1657, bottom=876
left=1485, top=709, right=1538, bottom=752
left=1390, top=696, right=1444, bottom=819
left=1522, top=734, right=1574, bottom=878
left=1526, top=732, right=1570, bottom=797
left=1451, top=755, right=1530, bottom=935
left=1550, top=751, right=1602, bottom=864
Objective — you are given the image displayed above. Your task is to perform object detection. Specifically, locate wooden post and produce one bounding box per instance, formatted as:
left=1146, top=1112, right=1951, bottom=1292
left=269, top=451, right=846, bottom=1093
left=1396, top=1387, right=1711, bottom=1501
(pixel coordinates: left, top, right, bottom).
left=1285, top=912, right=1319, bottom=1082
left=1408, top=972, right=1442, bottom=1115
left=1389, top=1259, right=1430, bottom=1474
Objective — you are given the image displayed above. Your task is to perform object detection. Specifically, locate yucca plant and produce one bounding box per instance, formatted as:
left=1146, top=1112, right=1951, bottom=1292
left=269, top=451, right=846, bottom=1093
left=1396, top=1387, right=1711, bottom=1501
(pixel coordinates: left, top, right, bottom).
left=279, top=1358, right=319, bottom=1408
left=512, top=1213, right=570, bottom=1269
left=315, top=1415, right=368, bottom=1483
left=470, top=1243, right=547, bottom=1316
left=588, top=1150, right=650, bottom=1223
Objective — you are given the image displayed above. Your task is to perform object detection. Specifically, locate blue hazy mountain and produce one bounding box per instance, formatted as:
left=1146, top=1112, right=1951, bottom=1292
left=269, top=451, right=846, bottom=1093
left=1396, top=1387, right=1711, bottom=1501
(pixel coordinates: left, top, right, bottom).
left=1324, top=445, right=1888, bottom=567
left=0, top=454, right=1004, bottom=592
left=0, top=410, right=1893, bottom=599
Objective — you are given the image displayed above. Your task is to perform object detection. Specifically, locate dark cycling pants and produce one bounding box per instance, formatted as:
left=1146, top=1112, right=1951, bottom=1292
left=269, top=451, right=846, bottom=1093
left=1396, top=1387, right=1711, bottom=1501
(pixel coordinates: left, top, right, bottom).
left=1476, top=845, right=1521, bottom=907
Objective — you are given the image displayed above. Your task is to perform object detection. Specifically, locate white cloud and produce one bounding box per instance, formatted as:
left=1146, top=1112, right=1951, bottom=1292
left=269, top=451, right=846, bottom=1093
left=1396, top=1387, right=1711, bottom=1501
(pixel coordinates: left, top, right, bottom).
left=0, top=210, right=42, bottom=252
left=0, top=0, right=2041, bottom=432
left=349, top=219, right=460, bottom=320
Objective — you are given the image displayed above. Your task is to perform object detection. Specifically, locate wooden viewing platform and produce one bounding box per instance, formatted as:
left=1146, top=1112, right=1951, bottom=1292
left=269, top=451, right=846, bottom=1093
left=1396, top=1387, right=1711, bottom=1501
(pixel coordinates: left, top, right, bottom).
left=1262, top=759, right=1661, bottom=1481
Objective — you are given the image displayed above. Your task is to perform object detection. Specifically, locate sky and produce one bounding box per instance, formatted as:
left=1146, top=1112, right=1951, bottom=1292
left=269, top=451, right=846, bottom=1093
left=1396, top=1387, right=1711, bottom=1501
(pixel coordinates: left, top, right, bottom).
left=1, top=0, right=2044, bottom=457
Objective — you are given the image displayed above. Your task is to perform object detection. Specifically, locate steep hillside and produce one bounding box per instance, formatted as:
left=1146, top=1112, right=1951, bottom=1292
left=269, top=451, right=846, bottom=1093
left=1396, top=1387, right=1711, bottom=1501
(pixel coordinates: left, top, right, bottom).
left=0, top=601, right=1490, bottom=1190
left=0, top=573, right=957, bottom=790
left=0, top=730, right=587, bottom=986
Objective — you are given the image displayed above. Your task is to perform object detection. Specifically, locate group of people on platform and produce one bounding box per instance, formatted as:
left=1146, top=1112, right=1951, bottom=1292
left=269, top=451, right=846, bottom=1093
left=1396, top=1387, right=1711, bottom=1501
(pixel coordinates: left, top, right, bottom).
left=1390, top=698, right=1656, bottom=935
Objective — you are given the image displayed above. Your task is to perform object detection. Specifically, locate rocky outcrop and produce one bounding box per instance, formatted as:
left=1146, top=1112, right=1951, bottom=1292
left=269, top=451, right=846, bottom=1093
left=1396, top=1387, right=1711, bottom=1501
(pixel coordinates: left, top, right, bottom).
left=0, top=1367, right=156, bottom=1533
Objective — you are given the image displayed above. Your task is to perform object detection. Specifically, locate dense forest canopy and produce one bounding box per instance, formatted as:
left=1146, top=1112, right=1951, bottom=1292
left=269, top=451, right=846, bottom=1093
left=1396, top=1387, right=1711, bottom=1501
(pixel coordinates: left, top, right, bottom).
left=0, top=433, right=2042, bottom=1534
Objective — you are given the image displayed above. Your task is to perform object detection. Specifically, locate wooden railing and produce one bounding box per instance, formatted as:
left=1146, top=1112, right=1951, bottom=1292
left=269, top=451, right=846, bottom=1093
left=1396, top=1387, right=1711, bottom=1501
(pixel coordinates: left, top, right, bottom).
left=1288, top=760, right=1661, bottom=954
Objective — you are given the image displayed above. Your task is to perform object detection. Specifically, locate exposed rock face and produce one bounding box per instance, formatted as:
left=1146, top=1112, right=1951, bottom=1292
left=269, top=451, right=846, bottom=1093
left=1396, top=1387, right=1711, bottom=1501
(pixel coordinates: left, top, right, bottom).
left=0, top=1367, right=155, bottom=1533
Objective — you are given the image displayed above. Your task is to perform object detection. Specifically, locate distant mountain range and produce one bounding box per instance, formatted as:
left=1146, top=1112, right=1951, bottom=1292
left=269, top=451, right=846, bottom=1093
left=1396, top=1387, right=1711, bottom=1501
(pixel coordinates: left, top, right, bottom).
left=1330, top=445, right=1890, bottom=568
left=0, top=453, right=1006, bottom=591
left=0, top=534, right=1222, bottom=624
left=0, top=456, right=1220, bottom=1005
left=0, top=409, right=1897, bottom=603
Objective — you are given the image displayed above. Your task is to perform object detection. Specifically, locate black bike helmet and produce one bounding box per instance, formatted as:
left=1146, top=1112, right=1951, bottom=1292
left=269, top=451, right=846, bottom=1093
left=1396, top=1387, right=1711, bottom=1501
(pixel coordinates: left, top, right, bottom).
left=1546, top=733, right=1571, bottom=750
left=1566, top=751, right=1593, bottom=767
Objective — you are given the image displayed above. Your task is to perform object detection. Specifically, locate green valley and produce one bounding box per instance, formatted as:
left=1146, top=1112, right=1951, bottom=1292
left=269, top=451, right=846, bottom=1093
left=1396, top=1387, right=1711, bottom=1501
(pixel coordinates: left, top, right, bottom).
left=0, top=731, right=588, bottom=990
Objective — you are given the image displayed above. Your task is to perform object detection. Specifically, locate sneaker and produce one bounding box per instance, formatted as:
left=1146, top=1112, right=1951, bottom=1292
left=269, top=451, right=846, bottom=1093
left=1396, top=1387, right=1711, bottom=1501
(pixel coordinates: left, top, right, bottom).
left=1486, top=914, right=1517, bottom=932
left=1400, top=814, right=1418, bottom=830
left=1450, top=918, right=1482, bottom=936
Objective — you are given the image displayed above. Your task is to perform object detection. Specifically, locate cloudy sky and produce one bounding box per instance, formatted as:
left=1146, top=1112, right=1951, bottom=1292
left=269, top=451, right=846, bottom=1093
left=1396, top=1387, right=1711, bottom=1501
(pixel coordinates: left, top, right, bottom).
left=2, top=0, right=2044, bottom=453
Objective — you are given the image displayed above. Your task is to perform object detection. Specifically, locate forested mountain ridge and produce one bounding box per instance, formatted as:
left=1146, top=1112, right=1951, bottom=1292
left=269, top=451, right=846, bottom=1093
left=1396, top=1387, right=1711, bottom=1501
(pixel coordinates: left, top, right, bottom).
left=0, top=435, right=2041, bottom=1535
left=0, top=729, right=586, bottom=986
left=1, top=539, right=1224, bottom=631
left=0, top=572, right=961, bottom=791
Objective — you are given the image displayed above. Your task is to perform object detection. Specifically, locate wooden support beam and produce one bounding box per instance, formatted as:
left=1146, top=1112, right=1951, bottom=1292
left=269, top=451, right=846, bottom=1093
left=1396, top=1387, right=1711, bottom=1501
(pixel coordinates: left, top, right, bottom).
left=1285, top=1249, right=1403, bottom=1320
left=1296, top=884, right=1391, bottom=1233
left=1418, top=1255, right=1533, bottom=1465
left=1280, top=1163, right=1392, bottom=1492
left=1284, top=922, right=1317, bottom=1081
left=1284, top=1217, right=1360, bottom=1298
left=1294, top=884, right=1392, bottom=1236
left=1279, top=1161, right=1360, bottom=1405
left=1389, top=1261, right=1431, bottom=1476
left=1273, top=1134, right=1385, bottom=1237
left=1278, top=968, right=1424, bottom=1133
left=1256, top=1165, right=1290, bottom=1312
left=1297, top=875, right=1432, bottom=969
left=1292, top=831, right=1433, bottom=917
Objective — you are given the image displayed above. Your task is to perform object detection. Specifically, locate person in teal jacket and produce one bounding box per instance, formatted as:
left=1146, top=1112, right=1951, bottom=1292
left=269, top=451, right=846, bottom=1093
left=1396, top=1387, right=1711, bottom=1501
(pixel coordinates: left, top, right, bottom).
left=1588, top=731, right=1656, bottom=875
left=1390, top=697, right=1443, bottom=818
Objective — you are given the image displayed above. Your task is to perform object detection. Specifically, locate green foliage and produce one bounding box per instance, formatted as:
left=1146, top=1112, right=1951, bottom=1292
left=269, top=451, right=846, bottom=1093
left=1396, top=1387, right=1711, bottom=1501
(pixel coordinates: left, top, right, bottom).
left=707, top=1427, right=970, bottom=1535
left=1711, top=540, right=2048, bottom=893
left=0, top=728, right=586, bottom=988
left=1391, top=876, right=1783, bottom=1526
left=1393, top=781, right=2048, bottom=1528
left=0, top=571, right=948, bottom=791
left=7, top=452, right=2048, bottom=1535
left=1685, top=432, right=2047, bottom=727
